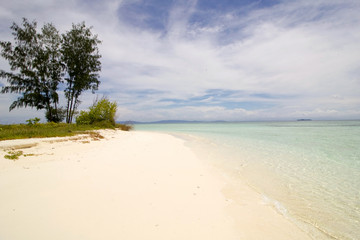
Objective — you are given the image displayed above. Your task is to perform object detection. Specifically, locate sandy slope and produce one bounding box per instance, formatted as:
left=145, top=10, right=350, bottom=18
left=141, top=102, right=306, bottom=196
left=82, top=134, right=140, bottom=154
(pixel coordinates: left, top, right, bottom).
left=0, top=130, right=311, bottom=240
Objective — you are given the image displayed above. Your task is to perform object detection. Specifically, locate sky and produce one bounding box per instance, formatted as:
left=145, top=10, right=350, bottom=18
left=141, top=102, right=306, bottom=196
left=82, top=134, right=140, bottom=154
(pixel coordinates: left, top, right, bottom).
left=0, top=0, right=360, bottom=123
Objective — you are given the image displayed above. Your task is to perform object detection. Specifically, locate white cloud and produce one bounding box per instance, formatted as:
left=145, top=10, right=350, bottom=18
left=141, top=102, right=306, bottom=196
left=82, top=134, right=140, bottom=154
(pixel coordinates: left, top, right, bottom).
left=0, top=0, right=359, bottom=123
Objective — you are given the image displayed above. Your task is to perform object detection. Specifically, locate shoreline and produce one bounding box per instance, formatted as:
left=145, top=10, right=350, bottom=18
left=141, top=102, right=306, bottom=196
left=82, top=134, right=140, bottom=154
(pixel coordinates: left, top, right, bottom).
left=0, top=130, right=312, bottom=239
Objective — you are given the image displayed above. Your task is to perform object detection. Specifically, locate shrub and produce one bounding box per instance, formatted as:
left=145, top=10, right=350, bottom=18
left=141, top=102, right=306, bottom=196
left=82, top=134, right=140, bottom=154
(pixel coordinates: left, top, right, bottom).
left=26, top=117, right=41, bottom=126
left=76, top=98, right=117, bottom=126
left=76, top=111, right=91, bottom=125
left=116, top=123, right=133, bottom=131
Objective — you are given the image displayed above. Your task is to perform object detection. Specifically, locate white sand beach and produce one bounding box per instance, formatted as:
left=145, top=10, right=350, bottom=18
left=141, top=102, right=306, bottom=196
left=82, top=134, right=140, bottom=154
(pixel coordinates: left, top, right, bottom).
left=0, top=130, right=312, bottom=240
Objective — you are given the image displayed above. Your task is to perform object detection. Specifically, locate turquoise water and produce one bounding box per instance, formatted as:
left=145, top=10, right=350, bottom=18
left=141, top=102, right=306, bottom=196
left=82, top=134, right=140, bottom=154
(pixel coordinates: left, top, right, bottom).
left=135, top=121, right=360, bottom=240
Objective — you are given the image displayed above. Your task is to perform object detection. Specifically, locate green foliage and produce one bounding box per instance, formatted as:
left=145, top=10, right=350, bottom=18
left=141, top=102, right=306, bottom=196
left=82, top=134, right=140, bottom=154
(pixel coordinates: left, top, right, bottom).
left=76, top=111, right=91, bottom=125
left=4, top=150, right=23, bottom=160
left=26, top=117, right=41, bottom=126
left=62, top=22, right=102, bottom=123
left=0, top=19, right=63, bottom=121
left=0, top=19, right=102, bottom=124
left=45, top=107, right=66, bottom=123
left=76, top=98, right=117, bottom=127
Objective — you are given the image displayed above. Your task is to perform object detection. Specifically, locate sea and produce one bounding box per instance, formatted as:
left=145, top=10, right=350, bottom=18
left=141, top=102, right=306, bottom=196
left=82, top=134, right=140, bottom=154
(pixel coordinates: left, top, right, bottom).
left=135, top=121, right=360, bottom=240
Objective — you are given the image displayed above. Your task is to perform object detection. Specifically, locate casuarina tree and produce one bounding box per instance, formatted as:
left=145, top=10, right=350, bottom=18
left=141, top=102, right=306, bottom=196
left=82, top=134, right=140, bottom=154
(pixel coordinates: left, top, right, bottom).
left=0, top=19, right=102, bottom=123
left=61, top=22, right=102, bottom=123
left=0, top=18, right=64, bottom=122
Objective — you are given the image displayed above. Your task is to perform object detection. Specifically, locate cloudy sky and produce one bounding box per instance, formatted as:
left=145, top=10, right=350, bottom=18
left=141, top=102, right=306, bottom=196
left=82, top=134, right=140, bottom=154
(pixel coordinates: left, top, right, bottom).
left=1, top=0, right=360, bottom=123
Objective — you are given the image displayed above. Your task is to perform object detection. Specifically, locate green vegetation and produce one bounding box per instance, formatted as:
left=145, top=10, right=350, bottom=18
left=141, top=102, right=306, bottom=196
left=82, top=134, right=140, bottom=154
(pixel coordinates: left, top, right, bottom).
left=62, top=22, right=101, bottom=123
left=76, top=98, right=117, bottom=127
left=25, top=117, right=41, bottom=126
left=4, top=150, right=23, bottom=160
left=0, top=97, right=132, bottom=141
left=0, top=19, right=63, bottom=122
left=0, top=122, right=132, bottom=141
left=0, top=18, right=101, bottom=123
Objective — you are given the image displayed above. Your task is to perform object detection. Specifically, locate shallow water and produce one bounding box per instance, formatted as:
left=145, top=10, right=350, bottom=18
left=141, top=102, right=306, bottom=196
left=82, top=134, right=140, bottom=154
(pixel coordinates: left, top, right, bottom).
left=135, top=121, right=360, bottom=240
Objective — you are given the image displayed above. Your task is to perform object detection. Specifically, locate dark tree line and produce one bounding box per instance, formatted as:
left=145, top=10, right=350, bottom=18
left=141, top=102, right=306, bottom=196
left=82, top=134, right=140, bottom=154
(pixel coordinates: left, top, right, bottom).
left=0, top=18, right=101, bottom=123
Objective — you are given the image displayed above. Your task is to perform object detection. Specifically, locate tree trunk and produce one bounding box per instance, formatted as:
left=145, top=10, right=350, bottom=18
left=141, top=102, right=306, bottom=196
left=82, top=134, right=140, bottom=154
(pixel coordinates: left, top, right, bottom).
left=69, top=94, right=78, bottom=123
left=45, top=91, right=52, bottom=122
left=68, top=97, right=74, bottom=123
left=66, top=78, right=73, bottom=123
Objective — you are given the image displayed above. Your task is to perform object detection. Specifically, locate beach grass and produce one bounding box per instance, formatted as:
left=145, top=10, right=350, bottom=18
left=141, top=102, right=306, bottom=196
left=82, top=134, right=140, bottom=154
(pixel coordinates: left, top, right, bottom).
left=0, top=122, right=132, bottom=141
left=4, top=150, right=23, bottom=160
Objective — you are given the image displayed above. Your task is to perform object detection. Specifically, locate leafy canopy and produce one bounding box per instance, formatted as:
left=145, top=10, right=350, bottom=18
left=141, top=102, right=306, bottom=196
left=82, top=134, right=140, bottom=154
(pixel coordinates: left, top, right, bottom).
left=62, top=22, right=102, bottom=123
left=0, top=19, right=64, bottom=122
left=0, top=19, right=102, bottom=123
left=76, top=98, right=117, bottom=127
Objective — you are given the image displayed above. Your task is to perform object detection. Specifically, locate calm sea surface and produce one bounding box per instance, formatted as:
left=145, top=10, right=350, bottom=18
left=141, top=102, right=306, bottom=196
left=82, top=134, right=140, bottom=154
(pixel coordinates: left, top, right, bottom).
left=135, top=121, right=360, bottom=240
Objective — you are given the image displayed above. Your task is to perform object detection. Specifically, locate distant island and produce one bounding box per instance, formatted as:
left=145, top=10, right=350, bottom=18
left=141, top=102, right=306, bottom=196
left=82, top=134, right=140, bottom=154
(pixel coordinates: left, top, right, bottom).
left=117, top=118, right=320, bottom=124
left=118, top=120, right=227, bottom=124
left=119, top=119, right=318, bottom=124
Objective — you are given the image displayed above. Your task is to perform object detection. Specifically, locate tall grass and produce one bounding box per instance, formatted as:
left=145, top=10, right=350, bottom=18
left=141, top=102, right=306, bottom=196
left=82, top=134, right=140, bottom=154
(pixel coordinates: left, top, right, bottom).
left=0, top=122, right=132, bottom=141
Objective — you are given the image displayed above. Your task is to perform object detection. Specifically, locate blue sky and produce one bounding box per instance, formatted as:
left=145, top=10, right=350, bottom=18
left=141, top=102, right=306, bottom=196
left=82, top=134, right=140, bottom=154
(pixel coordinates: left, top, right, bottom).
left=1, top=0, right=360, bottom=123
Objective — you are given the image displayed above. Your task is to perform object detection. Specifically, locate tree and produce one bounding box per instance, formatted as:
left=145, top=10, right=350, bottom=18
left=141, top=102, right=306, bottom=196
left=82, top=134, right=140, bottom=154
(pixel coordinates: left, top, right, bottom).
left=61, top=22, right=101, bottom=123
left=39, top=22, right=64, bottom=122
left=76, top=98, right=117, bottom=127
left=1, top=19, right=102, bottom=123
left=0, top=19, right=64, bottom=122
